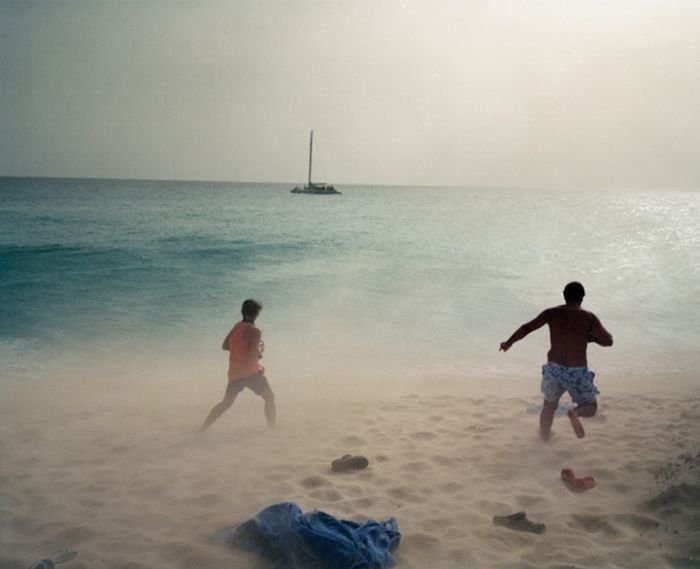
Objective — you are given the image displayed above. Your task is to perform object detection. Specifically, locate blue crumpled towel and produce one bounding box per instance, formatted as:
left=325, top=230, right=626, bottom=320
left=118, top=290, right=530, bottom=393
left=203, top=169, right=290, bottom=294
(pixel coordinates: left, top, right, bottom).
left=211, top=501, right=401, bottom=569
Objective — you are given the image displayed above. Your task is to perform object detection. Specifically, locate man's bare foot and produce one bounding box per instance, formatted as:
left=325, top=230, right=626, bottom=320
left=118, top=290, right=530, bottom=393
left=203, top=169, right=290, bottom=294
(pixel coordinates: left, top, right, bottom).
left=540, top=429, right=552, bottom=442
left=567, top=409, right=585, bottom=438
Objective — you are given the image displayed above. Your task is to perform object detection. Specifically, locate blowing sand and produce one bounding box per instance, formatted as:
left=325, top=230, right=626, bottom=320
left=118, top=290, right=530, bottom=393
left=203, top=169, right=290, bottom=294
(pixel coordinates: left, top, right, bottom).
left=1, top=372, right=699, bottom=569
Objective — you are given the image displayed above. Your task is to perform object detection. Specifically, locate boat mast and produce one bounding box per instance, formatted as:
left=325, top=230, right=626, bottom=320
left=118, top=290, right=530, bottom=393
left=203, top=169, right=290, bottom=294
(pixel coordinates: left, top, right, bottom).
left=308, top=130, right=314, bottom=186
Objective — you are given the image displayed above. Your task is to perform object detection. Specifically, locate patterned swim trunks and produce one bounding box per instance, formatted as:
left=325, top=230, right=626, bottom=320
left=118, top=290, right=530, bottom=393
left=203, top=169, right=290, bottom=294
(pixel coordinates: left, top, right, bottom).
left=541, top=361, right=599, bottom=405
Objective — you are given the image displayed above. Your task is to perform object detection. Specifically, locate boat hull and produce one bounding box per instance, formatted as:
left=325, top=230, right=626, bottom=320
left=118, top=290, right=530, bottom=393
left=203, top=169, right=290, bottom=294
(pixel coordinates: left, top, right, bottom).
left=291, top=184, right=341, bottom=195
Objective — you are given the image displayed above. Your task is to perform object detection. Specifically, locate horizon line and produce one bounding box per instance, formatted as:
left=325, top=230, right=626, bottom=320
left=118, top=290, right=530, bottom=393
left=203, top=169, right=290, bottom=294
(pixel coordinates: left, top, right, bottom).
left=0, top=174, right=698, bottom=193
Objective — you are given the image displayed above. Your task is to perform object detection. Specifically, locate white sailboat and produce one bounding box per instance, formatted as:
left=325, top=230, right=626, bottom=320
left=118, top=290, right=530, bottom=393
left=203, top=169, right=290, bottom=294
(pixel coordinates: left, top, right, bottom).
left=291, top=130, right=341, bottom=195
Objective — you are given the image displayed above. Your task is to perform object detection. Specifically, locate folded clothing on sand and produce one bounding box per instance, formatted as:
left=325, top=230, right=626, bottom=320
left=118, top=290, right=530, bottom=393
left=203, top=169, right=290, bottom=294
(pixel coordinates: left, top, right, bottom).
left=211, top=501, right=401, bottom=569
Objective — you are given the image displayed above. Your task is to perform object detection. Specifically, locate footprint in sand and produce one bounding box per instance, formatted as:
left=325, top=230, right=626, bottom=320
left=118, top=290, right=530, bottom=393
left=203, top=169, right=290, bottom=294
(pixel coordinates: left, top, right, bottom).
left=438, top=481, right=464, bottom=494
left=125, top=512, right=171, bottom=527
left=156, top=542, right=205, bottom=564
left=53, top=525, right=98, bottom=545
left=0, top=492, right=23, bottom=508
left=84, top=482, right=110, bottom=494
left=309, top=488, right=343, bottom=501
left=465, top=424, right=495, bottom=433
left=131, top=482, right=166, bottom=498
left=267, top=471, right=292, bottom=483
left=404, top=532, right=440, bottom=550
left=10, top=515, right=34, bottom=534
left=299, top=476, right=331, bottom=489
left=114, top=562, right=149, bottom=569
left=409, top=431, right=437, bottom=441
left=431, top=455, right=462, bottom=467
left=568, top=514, right=622, bottom=537
left=611, top=513, right=660, bottom=532
left=351, top=497, right=375, bottom=508
left=444, top=426, right=470, bottom=437
left=107, top=444, right=132, bottom=455
left=381, top=403, right=408, bottom=412
left=193, top=493, right=221, bottom=507
left=515, top=495, right=546, bottom=509
left=426, top=400, right=451, bottom=409
left=387, top=486, right=427, bottom=504
left=339, top=435, right=367, bottom=446
left=78, top=497, right=103, bottom=509
left=401, top=461, right=431, bottom=473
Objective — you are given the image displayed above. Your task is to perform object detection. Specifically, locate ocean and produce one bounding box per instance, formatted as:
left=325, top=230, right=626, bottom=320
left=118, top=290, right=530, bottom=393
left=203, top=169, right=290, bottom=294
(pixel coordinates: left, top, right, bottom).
left=1, top=177, right=698, bottom=390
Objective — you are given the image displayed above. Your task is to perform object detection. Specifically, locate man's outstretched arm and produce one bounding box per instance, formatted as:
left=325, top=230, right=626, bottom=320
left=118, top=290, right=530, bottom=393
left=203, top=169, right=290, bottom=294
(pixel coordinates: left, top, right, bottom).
left=500, top=311, right=548, bottom=352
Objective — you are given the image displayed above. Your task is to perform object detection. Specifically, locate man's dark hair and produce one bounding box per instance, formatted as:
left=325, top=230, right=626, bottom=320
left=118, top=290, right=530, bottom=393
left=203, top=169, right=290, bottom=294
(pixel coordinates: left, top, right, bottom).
left=241, top=298, right=262, bottom=319
left=563, top=282, right=585, bottom=304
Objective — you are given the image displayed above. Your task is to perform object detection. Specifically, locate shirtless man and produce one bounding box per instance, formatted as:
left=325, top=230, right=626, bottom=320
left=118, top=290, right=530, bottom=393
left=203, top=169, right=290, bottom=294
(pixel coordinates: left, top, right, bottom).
left=201, top=299, right=276, bottom=431
left=499, top=282, right=613, bottom=440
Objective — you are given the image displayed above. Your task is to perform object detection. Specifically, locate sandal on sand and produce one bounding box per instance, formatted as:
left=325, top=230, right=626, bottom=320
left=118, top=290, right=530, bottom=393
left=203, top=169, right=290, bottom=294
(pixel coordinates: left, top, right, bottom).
left=331, top=454, right=369, bottom=472
left=492, top=511, right=546, bottom=534
left=29, top=548, right=78, bottom=569
left=561, top=468, right=596, bottom=491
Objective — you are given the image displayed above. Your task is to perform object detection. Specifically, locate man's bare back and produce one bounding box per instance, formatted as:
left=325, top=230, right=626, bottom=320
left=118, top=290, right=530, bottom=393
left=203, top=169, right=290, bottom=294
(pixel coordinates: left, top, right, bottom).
left=534, top=305, right=611, bottom=367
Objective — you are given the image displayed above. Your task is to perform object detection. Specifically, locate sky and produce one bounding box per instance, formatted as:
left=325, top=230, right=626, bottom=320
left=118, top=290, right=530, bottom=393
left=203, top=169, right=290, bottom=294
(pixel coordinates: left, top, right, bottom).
left=1, top=0, right=699, bottom=189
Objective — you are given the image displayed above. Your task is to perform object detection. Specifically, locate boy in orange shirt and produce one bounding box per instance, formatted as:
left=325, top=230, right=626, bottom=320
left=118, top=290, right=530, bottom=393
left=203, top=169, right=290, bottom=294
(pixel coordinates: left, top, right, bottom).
left=201, top=299, right=276, bottom=431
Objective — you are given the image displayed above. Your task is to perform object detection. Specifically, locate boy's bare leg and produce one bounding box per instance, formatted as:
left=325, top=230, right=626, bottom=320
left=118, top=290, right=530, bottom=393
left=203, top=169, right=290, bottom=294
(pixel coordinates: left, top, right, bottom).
left=539, top=399, right=559, bottom=441
left=201, top=393, right=237, bottom=432
left=567, top=400, right=597, bottom=439
left=260, top=387, right=276, bottom=429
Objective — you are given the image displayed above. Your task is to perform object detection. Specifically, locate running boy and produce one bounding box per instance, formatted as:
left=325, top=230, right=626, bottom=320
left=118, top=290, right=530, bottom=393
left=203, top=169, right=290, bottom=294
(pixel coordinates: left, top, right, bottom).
left=201, top=299, right=276, bottom=431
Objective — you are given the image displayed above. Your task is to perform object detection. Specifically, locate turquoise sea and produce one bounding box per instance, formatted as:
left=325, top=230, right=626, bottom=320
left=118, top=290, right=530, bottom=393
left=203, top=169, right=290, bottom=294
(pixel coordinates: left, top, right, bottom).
left=1, top=177, right=698, bottom=388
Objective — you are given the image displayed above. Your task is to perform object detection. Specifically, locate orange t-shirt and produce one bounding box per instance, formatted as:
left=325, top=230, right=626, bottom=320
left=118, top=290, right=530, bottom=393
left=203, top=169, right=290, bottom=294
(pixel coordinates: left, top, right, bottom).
left=227, top=320, right=264, bottom=380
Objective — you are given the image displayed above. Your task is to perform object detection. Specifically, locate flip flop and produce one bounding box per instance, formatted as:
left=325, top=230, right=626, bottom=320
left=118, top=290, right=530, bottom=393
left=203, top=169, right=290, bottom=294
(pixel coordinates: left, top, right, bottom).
left=28, top=548, right=78, bottom=569
left=561, top=468, right=596, bottom=491
left=331, top=454, right=369, bottom=472
left=492, top=511, right=545, bottom=534
left=29, top=561, right=56, bottom=569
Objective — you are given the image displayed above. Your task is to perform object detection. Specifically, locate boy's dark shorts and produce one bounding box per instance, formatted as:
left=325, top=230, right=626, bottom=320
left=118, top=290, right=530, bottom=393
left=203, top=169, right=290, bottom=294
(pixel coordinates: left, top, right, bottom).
left=226, top=372, right=270, bottom=396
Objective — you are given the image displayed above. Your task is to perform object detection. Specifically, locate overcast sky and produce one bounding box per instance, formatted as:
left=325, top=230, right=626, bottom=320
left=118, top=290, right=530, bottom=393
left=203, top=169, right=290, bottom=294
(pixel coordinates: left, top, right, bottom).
left=1, top=0, right=699, bottom=189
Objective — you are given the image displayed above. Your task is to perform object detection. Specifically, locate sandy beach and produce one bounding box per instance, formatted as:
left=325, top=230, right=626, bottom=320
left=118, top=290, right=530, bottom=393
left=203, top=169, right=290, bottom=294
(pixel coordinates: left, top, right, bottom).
left=1, top=372, right=699, bottom=569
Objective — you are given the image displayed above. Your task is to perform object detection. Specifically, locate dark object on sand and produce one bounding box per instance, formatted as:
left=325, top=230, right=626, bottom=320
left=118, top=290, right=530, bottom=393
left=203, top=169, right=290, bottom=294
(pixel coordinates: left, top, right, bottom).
left=29, top=561, right=57, bottom=569
left=561, top=468, right=596, bottom=491
left=29, top=548, right=78, bottom=569
left=492, top=511, right=546, bottom=534
left=211, top=501, right=400, bottom=569
left=331, top=454, right=369, bottom=472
